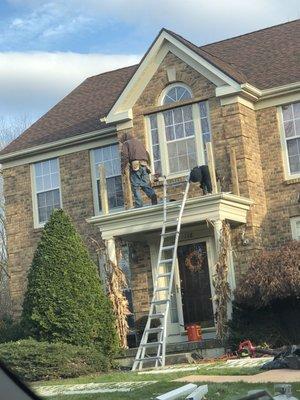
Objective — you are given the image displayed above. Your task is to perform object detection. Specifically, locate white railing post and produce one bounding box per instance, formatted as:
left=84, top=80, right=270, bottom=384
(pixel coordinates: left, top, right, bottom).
left=229, top=147, right=240, bottom=196
left=206, top=142, right=218, bottom=194
left=98, top=164, right=109, bottom=215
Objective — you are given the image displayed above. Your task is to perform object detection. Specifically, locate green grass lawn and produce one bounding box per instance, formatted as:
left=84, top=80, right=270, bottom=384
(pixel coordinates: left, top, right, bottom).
left=28, top=362, right=300, bottom=400
left=37, top=382, right=300, bottom=400
left=32, top=364, right=262, bottom=387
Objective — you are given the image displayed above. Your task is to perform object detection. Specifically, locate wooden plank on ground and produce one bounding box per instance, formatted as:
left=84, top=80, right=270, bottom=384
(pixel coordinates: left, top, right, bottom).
left=185, top=385, right=208, bottom=400
left=156, top=384, right=197, bottom=400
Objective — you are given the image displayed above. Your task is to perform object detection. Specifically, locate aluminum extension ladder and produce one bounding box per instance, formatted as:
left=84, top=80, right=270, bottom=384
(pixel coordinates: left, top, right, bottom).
left=132, top=175, right=190, bottom=371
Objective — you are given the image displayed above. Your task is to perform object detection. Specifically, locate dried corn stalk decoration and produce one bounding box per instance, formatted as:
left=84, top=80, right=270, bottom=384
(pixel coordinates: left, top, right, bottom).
left=211, top=220, right=232, bottom=340
left=90, top=237, right=130, bottom=349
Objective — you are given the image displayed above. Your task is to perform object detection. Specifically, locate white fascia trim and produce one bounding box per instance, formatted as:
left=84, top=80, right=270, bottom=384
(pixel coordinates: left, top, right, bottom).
left=217, top=81, right=300, bottom=106
left=105, top=31, right=241, bottom=124
left=87, top=193, right=253, bottom=240
left=0, top=126, right=116, bottom=165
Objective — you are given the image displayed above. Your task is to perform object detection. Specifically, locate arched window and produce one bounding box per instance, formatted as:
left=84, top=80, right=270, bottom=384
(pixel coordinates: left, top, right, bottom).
left=162, top=84, right=192, bottom=105
left=148, top=83, right=211, bottom=176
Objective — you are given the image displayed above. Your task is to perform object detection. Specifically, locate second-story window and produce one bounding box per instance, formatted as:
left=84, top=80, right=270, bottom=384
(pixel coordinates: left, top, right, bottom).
left=281, top=101, right=300, bottom=175
left=92, top=144, right=124, bottom=214
left=148, top=84, right=211, bottom=176
left=33, top=158, right=61, bottom=224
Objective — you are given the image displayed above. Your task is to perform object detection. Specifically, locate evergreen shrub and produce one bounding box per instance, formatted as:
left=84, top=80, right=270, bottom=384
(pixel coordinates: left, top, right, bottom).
left=0, top=339, right=108, bottom=381
left=21, top=209, right=119, bottom=359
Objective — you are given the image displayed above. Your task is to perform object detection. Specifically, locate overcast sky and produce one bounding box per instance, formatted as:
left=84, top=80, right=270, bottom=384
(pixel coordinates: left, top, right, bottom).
left=0, top=0, right=299, bottom=125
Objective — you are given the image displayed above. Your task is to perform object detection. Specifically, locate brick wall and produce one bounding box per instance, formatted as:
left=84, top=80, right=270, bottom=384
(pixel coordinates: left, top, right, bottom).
left=3, top=150, right=100, bottom=316
left=256, top=106, right=300, bottom=245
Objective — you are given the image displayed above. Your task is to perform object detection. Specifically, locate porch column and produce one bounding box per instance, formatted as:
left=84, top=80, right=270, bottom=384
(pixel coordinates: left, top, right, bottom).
left=106, top=237, right=117, bottom=265
left=212, top=219, right=234, bottom=320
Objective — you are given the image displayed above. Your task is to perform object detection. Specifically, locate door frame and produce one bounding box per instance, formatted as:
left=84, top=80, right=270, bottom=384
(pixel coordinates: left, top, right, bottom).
left=148, top=233, right=217, bottom=340
left=177, top=235, right=217, bottom=328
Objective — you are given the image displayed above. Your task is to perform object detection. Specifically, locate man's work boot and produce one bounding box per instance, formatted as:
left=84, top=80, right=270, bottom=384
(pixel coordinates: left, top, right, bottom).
left=151, top=194, right=158, bottom=205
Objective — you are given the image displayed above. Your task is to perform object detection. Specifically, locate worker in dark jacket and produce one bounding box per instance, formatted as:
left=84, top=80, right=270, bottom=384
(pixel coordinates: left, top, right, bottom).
left=121, top=132, right=157, bottom=208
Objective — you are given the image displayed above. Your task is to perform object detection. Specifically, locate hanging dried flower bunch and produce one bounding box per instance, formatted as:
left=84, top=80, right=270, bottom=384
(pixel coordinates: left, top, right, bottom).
left=185, top=250, right=204, bottom=272
left=89, top=237, right=131, bottom=349
left=210, top=220, right=232, bottom=341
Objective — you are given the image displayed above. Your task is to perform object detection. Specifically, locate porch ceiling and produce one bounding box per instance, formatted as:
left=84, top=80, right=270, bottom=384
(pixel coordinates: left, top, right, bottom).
left=86, top=193, right=253, bottom=240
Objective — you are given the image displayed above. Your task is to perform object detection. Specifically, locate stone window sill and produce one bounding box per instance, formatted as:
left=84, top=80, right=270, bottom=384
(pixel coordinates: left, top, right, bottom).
left=284, top=177, right=300, bottom=185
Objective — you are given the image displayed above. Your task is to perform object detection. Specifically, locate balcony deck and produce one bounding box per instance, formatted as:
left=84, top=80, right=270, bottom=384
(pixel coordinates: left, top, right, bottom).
left=87, top=192, right=253, bottom=240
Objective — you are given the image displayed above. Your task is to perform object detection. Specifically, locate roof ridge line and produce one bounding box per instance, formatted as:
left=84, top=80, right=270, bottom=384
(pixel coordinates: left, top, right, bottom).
left=200, top=18, right=299, bottom=48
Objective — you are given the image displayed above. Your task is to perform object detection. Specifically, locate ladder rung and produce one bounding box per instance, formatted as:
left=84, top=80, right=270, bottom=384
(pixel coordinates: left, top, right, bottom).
left=146, top=327, right=164, bottom=334
left=149, top=313, right=164, bottom=318
left=155, top=287, right=169, bottom=292
left=161, top=231, right=179, bottom=237
left=161, top=245, right=175, bottom=251
left=166, top=182, right=183, bottom=187
left=151, top=299, right=170, bottom=306
left=140, top=341, right=163, bottom=348
left=159, top=258, right=173, bottom=264
left=157, top=272, right=171, bottom=278
left=135, top=356, right=162, bottom=362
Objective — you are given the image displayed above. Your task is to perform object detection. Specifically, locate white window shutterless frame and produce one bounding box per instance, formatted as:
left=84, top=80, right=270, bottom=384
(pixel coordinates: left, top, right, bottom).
left=290, top=216, right=300, bottom=240
left=147, top=101, right=212, bottom=177
left=31, top=158, right=62, bottom=228
left=91, top=144, right=124, bottom=215
left=279, top=102, right=300, bottom=179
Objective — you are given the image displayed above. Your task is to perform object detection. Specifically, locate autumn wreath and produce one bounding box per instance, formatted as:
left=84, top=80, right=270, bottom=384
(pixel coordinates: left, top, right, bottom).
left=185, top=250, right=204, bottom=272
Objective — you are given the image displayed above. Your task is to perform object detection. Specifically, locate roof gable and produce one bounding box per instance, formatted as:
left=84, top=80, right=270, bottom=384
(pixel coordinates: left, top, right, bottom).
left=105, top=29, right=242, bottom=124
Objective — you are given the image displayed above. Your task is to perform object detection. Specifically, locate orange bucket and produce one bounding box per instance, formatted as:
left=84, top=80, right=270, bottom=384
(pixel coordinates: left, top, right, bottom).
left=186, top=323, right=202, bottom=342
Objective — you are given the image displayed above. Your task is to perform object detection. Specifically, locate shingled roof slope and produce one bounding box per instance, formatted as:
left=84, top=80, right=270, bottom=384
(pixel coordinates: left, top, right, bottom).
left=0, top=64, right=138, bottom=155
left=202, top=19, right=300, bottom=89
left=1, top=20, right=299, bottom=157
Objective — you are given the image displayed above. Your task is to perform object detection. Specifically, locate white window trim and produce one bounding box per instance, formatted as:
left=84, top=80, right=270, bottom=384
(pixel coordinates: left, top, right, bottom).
left=147, top=101, right=209, bottom=179
left=158, top=83, right=193, bottom=106
left=90, top=146, right=125, bottom=216
left=278, top=105, right=300, bottom=180
left=31, top=158, right=63, bottom=229
left=290, top=216, right=300, bottom=240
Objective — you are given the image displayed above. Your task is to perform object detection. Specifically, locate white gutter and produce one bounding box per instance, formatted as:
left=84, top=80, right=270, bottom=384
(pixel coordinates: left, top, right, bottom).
left=216, top=81, right=300, bottom=102
left=0, top=126, right=116, bottom=164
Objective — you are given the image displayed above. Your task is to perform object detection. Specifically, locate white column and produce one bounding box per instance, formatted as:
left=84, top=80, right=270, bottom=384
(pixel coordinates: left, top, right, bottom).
left=106, top=237, right=117, bottom=265
left=213, top=219, right=223, bottom=255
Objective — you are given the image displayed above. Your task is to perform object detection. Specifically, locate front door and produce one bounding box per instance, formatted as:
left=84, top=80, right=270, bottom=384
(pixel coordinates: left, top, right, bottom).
left=177, top=241, right=214, bottom=328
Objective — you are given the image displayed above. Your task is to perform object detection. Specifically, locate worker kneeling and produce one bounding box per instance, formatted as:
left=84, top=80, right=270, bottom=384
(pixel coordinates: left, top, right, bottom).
left=189, top=165, right=212, bottom=194
left=121, top=132, right=157, bottom=208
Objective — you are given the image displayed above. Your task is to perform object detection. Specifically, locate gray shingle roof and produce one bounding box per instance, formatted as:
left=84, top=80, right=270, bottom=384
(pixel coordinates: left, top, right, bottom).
left=1, top=20, right=299, bottom=157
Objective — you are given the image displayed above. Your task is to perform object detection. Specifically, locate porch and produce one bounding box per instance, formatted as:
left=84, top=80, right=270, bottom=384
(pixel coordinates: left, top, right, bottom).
left=87, top=192, right=252, bottom=349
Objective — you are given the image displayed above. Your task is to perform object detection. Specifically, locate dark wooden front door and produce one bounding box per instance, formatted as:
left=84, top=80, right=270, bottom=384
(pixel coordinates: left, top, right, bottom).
left=177, top=242, right=214, bottom=328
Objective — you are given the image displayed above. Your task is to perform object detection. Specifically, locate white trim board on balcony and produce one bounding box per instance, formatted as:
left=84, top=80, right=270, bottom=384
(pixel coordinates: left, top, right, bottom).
left=86, top=193, right=253, bottom=240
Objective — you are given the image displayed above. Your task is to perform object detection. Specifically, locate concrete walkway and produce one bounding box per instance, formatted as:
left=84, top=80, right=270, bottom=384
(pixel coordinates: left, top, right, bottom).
left=175, top=369, right=300, bottom=383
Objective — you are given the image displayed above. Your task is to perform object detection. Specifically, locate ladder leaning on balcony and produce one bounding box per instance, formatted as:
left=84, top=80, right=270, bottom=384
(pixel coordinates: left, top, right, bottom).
left=132, top=175, right=190, bottom=371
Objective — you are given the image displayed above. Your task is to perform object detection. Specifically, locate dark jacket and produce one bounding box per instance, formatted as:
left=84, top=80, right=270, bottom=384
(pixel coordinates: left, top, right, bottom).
left=121, top=138, right=150, bottom=173
left=189, top=165, right=212, bottom=194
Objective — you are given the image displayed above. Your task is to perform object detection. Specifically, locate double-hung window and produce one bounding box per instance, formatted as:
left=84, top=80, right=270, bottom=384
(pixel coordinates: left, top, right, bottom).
left=281, top=102, right=300, bottom=176
left=92, top=144, right=124, bottom=214
left=148, top=84, right=211, bottom=176
left=33, top=158, right=61, bottom=225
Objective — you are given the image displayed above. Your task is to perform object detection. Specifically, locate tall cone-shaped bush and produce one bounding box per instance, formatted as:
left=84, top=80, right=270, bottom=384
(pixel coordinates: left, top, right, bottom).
left=22, top=209, right=119, bottom=358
